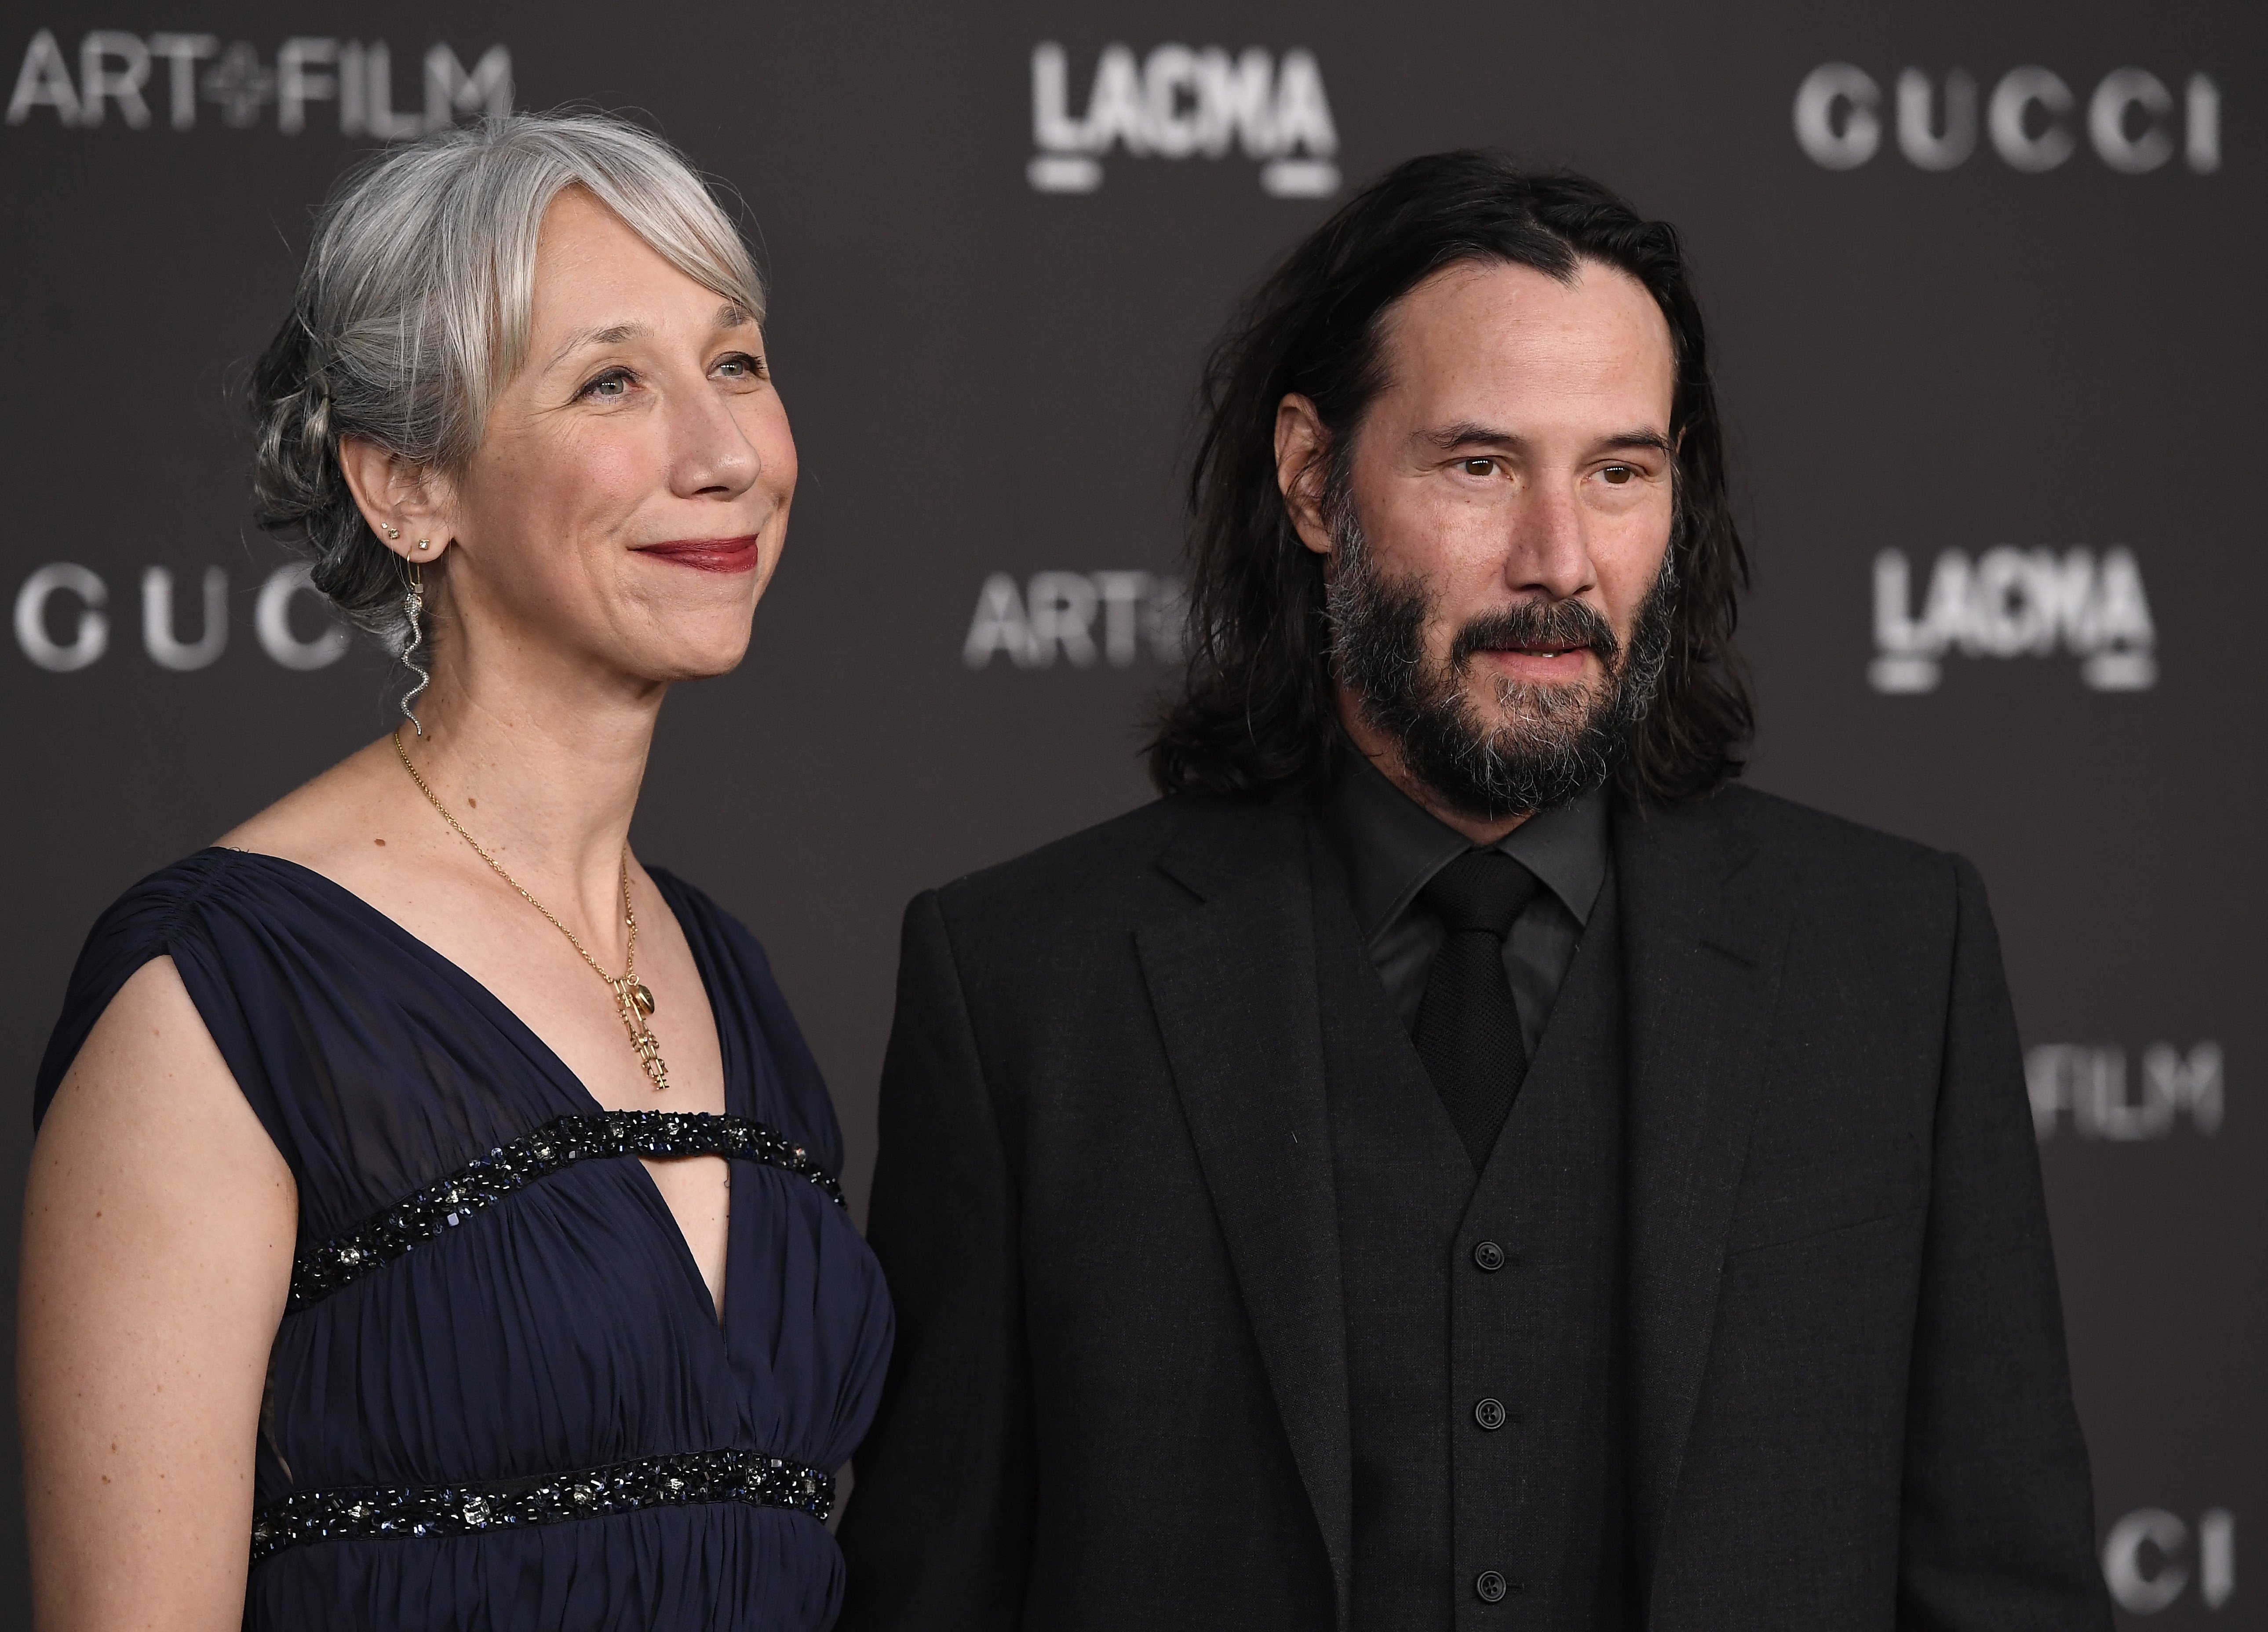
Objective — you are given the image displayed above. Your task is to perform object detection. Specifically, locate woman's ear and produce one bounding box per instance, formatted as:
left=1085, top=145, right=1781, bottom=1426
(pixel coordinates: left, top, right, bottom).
left=1273, top=394, right=1334, bottom=558
left=338, top=437, right=458, bottom=562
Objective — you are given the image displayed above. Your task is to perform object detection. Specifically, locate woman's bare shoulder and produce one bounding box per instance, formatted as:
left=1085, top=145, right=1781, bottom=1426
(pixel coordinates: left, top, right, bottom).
left=215, top=735, right=411, bottom=876
left=50, top=958, right=249, bottom=1124
left=40, top=957, right=292, bottom=1209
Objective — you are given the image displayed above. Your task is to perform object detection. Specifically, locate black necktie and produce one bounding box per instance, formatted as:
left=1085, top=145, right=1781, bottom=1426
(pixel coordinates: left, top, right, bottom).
left=1413, top=850, right=1542, bottom=1167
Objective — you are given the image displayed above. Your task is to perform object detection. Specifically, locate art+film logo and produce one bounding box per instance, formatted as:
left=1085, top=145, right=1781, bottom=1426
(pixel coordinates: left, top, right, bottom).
left=14, top=561, right=349, bottom=673
left=1027, top=42, right=1338, bottom=197
left=6, top=27, right=509, bottom=135
left=1794, top=61, right=2221, bottom=174
left=1868, top=546, right=2155, bottom=695
left=962, top=570, right=1185, bottom=671
left=2028, top=1041, right=2221, bottom=1142
left=2102, top=1508, right=2235, bottom=1615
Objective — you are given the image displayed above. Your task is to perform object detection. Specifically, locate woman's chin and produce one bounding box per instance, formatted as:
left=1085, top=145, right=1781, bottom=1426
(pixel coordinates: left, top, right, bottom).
left=627, top=623, right=756, bottom=684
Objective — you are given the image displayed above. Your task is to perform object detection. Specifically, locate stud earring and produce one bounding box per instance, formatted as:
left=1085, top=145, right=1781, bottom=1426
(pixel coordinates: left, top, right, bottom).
left=383, top=524, right=400, bottom=539
left=416, top=539, right=431, bottom=551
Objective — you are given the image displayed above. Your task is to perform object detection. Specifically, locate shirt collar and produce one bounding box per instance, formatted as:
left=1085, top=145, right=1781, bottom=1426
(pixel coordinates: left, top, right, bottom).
left=1324, top=740, right=1612, bottom=946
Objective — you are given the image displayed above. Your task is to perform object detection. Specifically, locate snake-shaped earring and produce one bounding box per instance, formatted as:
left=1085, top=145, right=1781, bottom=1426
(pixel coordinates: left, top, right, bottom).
left=400, top=560, right=430, bottom=735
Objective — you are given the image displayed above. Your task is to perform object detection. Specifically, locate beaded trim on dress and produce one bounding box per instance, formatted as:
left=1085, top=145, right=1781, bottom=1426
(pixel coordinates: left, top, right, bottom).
left=290, top=1111, right=845, bottom=1309
left=250, top=1446, right=836, bottom=1563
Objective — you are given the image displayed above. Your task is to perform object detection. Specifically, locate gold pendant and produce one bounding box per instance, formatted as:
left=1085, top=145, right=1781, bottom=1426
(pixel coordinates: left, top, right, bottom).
left=613, top=981, right=671, bottom=1093
left=631, top=1027, right=671, bottom=1094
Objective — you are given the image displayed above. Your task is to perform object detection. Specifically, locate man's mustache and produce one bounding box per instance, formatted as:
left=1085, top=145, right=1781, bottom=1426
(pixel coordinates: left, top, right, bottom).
left=1449, top=598, right=1621, bottom=671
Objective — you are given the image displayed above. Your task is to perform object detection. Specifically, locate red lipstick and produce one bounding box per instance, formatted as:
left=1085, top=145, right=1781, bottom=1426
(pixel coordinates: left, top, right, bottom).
left=633, top=535, right=762, bottom=574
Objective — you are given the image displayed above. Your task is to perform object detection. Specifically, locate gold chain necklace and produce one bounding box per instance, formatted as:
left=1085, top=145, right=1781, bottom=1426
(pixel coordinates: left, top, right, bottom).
left=392, top=726, right=671, bottom=1093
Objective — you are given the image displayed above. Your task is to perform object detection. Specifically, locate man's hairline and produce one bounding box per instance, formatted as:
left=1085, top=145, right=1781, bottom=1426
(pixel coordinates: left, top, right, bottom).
left=1310, top=251, right=1676, bottom=499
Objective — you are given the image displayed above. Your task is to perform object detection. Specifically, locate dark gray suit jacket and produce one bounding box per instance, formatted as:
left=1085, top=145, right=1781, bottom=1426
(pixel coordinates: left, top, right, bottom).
left=836, top=785, right=2110, bottom=1630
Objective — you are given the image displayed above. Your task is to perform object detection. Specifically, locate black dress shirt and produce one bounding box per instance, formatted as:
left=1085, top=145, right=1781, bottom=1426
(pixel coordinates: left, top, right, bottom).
left=1323, top=742, right=1611, bottom=1057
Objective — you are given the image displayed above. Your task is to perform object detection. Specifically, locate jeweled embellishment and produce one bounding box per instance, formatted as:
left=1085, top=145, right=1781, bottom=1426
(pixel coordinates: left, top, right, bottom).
left=249, top=1447, right=835, bottom=1565
left=289, top=1111, right=846, bottom=1310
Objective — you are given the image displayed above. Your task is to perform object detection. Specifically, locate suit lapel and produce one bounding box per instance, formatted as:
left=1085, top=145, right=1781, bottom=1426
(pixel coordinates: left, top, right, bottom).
left=1615, top=792, right=1794, bottom=1602
left=1136, top=799, right=1353, bottom=1628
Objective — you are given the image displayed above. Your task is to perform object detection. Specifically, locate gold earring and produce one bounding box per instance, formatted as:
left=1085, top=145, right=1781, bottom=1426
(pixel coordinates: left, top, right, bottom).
left=383, top=524, right=400, bottom=539
left=416, top=539, right=431, bottom=551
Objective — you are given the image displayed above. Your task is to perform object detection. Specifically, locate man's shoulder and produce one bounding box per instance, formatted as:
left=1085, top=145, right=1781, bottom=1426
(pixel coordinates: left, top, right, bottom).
left=1655, top=783, right=1973, bottom=922
left=923, top=791, right=1279, bottom=934
left=1700, top=783, right=1948, bottom=870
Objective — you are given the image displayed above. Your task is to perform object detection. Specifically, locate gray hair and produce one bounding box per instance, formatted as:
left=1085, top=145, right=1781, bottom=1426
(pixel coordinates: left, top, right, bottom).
left=248, top=112, right=766, bottom=653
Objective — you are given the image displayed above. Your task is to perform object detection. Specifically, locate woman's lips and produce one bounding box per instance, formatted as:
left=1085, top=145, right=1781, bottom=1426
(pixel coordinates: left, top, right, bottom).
left=633, top=535, right=762, bottom=574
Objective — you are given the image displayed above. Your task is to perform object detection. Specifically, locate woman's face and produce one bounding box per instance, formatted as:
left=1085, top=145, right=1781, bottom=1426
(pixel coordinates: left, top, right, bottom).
left=427, top=186, right=796, bottom=685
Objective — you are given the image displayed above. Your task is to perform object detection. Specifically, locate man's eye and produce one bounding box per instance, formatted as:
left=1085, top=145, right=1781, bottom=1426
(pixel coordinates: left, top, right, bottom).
left=1600, top=465, right=1634, bottom=485
left=1459, top=458, right=1497, bottom=477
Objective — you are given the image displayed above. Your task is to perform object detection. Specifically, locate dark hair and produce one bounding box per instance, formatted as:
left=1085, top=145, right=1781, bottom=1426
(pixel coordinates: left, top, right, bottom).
left=1147, top=150, right=1752, bottom=804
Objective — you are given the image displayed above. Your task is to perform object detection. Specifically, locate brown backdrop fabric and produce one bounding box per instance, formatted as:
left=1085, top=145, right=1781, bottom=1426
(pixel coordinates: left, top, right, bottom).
left=2, top=5, right=2259, bottom=1625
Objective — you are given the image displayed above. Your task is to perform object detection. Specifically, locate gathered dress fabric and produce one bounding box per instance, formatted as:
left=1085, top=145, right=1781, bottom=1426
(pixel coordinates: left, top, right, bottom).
left=33, top=849, right=894, bottom=1632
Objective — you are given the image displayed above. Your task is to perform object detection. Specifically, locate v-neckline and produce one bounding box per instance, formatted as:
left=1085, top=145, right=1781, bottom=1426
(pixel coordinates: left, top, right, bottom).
left=207, top=846, right=747, bottom=1330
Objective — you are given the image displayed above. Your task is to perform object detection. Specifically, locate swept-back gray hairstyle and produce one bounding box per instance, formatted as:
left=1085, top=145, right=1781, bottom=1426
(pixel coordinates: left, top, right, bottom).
left=248, top=112, right=766, bottom=653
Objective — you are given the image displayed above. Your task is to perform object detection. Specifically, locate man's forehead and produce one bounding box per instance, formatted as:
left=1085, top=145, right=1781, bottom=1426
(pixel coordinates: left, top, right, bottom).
left=1379, top=258, right=1675, bottom=409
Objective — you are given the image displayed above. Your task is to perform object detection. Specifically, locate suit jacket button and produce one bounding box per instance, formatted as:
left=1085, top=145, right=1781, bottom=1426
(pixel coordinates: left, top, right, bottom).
left=1474, top=1397, right=1507, bottom=1431
left=1475, top=1570, right=1508, bottom=1603
left=1473, top=1241, right=1507, bottom=1272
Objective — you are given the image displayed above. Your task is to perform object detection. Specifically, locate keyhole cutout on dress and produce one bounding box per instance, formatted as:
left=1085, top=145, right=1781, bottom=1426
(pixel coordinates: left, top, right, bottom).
left=640, top=1154, right=731, bottom=1323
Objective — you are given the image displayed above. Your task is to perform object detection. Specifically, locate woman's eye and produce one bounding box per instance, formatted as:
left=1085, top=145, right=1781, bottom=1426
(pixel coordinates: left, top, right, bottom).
left=714, top=353, right=765, bottom=381
left=580, top=369, right=633, bottom=401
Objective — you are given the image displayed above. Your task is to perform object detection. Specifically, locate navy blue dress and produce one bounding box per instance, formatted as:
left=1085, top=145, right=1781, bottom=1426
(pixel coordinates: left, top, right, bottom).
left=33, top=849, right=894, bottom=1631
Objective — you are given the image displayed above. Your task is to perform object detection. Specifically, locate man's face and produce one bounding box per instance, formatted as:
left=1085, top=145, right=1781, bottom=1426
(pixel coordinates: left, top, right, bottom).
left=1278, top=258, right=1680, bottom=821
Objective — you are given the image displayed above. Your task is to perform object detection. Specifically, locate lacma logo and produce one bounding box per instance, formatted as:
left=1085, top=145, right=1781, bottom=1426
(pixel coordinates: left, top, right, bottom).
left=963, top=570, right=1186, bottom=670
left=2027, top=1042, right=2222, bottom=1141
left=7, top=28, right=509, bottom=135
left=1796, top=62, right=2220, bottom=174
left=1870, top=546, right=2155, bottom=694
left=1028, top=43, right=1339, bottom=197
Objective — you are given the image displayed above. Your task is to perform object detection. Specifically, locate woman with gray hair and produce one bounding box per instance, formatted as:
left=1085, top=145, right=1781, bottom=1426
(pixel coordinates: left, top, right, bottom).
left=20, top=112, right=891, bottom=1629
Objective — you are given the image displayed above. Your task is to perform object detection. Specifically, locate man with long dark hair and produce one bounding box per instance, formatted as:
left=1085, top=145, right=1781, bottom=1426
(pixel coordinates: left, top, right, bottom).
left=841, top=153, right=2108, bottom=1630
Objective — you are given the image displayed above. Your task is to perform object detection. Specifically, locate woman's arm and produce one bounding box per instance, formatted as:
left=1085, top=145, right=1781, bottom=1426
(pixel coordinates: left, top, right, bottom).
left=19, top=956, right=295, bottom=1631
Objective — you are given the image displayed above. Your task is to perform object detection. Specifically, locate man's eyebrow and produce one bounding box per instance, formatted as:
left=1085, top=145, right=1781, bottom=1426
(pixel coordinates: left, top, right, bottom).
left=1416, top=423, right=1673, bottom=456
left=1421, top=422, right=1527, bottom=451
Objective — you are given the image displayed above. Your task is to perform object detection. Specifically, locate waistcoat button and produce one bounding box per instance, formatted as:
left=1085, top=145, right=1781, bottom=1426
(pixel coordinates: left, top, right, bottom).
left=1475, top=1397, right=1507, bottom=1431
left=1475, top=1570, right=1508, bottom=1603
left=1473, top=1240, right=1507, bottom=1272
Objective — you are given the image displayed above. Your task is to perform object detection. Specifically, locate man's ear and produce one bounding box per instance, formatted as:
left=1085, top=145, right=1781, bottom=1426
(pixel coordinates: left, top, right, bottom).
left=1273, top=394, right=1335, bottom=558
left=337, top=437, right=459, bottom=563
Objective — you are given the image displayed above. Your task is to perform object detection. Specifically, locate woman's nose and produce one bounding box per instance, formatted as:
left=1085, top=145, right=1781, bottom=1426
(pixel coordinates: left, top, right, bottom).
left=669, top=386, right=761, bottom=499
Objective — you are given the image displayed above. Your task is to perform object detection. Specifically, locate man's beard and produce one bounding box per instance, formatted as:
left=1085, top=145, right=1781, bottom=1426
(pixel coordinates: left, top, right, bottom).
left=1324, top=503, right=1677, bottom=822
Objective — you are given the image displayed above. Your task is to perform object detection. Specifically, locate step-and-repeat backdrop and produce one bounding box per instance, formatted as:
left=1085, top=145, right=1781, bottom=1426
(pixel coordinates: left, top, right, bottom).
left=2, top=4, right=2258, bottom=1624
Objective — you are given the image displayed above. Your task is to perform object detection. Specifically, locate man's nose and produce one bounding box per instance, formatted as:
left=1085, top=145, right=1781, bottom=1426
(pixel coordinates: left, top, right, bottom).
left=1502, top=480, right=1593, bottom=599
